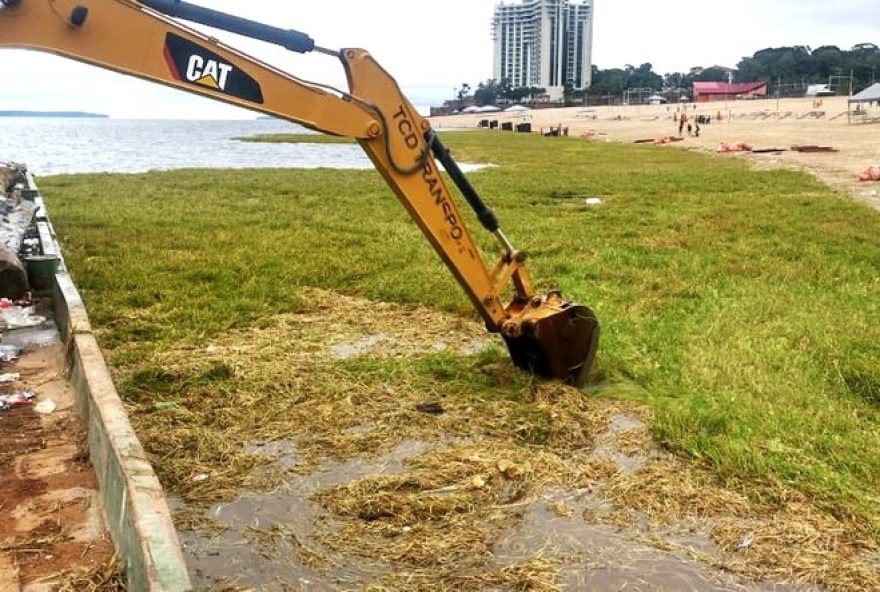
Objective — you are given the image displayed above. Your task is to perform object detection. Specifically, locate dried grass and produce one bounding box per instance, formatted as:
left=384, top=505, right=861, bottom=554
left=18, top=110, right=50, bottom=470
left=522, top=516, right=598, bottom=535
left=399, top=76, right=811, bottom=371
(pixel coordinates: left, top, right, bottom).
left=372, top=558, right=562, bottom=591
left=243, top=523, right=329, bottom=570
left=53, top=554, right=125, bottom=592
left=123, top=289, right=499, bottom=503
left=123, top=289, right=633, bottom=506
left=118, top=287, right=880, bottom=589
left=603, top=459, right=753, bottom=521
left=314, top=443, right=592, bottom=568
left=712, top=501, right=880, bottom=590
left=602, top=458, right=880, bottom=590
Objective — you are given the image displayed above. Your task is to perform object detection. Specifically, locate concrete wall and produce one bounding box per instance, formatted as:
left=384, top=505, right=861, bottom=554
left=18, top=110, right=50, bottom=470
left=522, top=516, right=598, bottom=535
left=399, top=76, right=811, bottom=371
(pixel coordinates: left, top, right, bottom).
left=31, top=173, right=192, bottom=592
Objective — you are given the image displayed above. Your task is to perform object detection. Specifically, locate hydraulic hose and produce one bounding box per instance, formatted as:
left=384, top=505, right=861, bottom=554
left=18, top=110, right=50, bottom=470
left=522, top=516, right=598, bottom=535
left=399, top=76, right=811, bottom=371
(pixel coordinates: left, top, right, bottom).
left=137, top=0, right=315, bottom=53
left=428, top=133, right=500, bottom=234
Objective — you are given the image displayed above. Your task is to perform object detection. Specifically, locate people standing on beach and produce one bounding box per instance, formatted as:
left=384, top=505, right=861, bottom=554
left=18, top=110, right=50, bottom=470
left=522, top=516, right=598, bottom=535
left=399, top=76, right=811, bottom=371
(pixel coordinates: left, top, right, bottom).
left=678, top=114, right=686, bottom=135
left=687, top=120, right=693, bottom=136
left=694, top=120, right=701, bottom=137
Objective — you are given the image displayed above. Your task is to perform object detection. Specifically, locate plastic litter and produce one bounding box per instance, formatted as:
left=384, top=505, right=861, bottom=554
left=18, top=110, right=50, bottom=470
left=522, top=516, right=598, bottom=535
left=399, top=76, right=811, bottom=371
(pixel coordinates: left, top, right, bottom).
left=1, top=306, right=46, bottom=330
left=0, top=344, right=22, bottom=363
left=736, top=534, right=754, bottom=550
left=35, top=399, right=57, bottom=414
left=0, top=390, right=36, bottom=411
left=1, top=327, right=58, bottom=350
left=0, top=372, right=19, bottom=382
left=584, top=197, right=603, bottom=206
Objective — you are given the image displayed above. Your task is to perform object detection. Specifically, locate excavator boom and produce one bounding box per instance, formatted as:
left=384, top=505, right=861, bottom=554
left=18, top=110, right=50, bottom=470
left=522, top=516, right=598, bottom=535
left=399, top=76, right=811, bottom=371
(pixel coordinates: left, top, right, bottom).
left=0, top=0, right=599, bottom=385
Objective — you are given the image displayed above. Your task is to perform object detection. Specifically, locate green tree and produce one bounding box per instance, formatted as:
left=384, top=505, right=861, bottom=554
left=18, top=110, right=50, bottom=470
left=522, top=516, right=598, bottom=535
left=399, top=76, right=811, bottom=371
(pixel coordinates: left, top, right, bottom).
left=664, top=71, right=693, bottom=91
left=473, top=79, right=498, bottom=106
left=692, top=66, right=731, bottom=82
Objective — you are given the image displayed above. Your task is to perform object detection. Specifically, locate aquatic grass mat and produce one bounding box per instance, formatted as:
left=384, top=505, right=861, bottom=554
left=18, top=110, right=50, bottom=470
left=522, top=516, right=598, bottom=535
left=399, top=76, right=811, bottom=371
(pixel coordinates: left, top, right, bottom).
left=41, top=132, right=880, bottom=588
left=114, top=287, right=879, bottom=589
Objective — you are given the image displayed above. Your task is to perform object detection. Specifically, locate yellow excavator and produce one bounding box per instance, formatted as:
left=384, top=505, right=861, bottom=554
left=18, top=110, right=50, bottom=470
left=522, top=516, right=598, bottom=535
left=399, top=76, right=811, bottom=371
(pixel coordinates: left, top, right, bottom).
left=0, top=0, right=599, bottom=386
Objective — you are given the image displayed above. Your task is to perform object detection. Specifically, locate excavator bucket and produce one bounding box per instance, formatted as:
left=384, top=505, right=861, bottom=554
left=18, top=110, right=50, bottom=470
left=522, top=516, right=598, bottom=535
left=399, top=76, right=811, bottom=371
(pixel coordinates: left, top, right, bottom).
left=502, top=292, right=599, bottom=387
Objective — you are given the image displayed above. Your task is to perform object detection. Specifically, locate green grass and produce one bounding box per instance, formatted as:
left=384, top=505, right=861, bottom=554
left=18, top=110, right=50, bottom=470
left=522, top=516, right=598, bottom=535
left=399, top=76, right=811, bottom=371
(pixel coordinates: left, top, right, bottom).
left=42, top=131, right=880, bottom=526
left=234, top=133, right=354, bottom=144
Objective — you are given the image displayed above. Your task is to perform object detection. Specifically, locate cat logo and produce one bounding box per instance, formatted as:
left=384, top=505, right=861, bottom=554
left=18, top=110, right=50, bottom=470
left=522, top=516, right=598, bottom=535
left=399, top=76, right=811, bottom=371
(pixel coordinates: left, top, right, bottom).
left=185, top=55, right=233, bottom=90
left=164, top=33, right=264, bottom=104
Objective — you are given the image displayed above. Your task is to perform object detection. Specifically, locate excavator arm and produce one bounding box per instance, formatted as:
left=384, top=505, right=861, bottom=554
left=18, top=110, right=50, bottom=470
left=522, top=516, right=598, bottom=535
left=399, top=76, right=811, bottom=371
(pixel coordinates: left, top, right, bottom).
left=0, top=0, right=599, bottom=385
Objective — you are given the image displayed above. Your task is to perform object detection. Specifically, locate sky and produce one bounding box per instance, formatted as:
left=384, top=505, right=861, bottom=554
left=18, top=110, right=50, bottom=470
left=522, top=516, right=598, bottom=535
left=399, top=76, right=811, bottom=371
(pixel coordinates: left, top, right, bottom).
left=0, top=0, right=876, bottom=119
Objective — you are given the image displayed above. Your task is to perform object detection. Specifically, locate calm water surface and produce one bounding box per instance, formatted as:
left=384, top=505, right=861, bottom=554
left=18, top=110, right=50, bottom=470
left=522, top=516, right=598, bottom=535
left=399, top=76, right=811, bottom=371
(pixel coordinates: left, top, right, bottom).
left=0, top=118, right=373, bottom=175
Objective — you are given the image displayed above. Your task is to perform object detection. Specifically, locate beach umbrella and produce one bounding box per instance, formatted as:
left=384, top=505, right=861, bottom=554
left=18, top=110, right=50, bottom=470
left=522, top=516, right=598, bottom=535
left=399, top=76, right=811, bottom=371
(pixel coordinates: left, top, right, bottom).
left=504, top=104, right=530, bottom=112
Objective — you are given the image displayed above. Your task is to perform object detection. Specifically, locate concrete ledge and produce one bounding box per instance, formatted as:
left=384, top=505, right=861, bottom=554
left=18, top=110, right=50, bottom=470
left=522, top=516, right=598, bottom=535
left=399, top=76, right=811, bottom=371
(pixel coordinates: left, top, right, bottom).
left=32, top=175, right=193, bottom=591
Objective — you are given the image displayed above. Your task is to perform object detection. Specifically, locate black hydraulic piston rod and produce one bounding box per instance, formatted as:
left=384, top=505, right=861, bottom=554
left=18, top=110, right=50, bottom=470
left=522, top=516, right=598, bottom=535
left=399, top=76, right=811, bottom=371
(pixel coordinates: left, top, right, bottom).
left=137, top=0, right=316, bottom=54
left=429, top=133, right=517, bottom=254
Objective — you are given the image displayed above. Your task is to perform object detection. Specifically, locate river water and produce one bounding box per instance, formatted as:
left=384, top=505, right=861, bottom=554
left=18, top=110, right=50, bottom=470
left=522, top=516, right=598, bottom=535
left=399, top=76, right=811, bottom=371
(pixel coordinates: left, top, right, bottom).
left=0, top=118, right=377, bottom=175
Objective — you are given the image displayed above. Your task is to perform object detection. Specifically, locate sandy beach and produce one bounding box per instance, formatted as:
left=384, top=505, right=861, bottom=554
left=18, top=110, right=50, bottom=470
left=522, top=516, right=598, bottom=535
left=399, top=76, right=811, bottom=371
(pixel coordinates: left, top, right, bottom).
left=431, top=96, right=880, bottom=210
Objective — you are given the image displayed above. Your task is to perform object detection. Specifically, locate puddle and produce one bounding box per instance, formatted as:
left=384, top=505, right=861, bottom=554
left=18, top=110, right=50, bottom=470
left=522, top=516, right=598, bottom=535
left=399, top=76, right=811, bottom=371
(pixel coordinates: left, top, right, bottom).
left=495, top=490, right=817, bottom=591
left=178, top=421, right=826, bottom=590
left=590, top=413, right=653, bottom=474
left=180, top=440, right=428, bottom=590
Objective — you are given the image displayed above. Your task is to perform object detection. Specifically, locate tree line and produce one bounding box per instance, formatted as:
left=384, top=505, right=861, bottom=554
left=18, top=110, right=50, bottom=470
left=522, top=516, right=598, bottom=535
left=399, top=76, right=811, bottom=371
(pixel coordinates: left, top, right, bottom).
left=464, top=44, right=880, bottom=105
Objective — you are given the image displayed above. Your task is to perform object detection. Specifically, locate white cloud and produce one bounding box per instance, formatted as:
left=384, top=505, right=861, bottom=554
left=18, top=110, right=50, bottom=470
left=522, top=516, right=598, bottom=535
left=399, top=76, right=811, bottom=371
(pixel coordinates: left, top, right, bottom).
left=0, top=0, right=875, bottom=118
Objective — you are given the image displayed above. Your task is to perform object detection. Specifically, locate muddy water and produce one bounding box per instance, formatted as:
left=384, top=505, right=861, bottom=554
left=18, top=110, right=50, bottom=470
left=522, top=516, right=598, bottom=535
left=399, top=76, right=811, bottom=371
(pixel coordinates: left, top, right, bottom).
left=494, top=414, right=816, bottom=591
left=180, top=440, right=427, bottom=590
left=177, top=421, right=821, bottom=591
left=590, top=413, right=654, bottom=474
left=495, top=491, right=813, bottom=591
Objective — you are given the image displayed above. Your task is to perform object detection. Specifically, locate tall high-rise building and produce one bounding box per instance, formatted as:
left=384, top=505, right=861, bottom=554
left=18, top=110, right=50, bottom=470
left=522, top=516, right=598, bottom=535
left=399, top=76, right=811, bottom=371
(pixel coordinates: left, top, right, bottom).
left=492, top=0, right=594, bottom=101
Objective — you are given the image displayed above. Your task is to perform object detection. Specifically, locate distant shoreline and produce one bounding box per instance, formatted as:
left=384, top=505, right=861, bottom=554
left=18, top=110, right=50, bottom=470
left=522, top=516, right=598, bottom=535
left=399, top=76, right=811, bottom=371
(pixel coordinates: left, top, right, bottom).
left=0, top=111, right=108, bottom=118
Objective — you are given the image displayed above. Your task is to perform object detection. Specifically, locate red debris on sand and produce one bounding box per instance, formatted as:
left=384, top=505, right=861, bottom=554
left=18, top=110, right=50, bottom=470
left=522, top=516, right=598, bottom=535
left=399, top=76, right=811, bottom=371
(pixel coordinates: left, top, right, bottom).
left=653, top=136, right=684, bottom=145
left=718, top=142, right=753, bottom=153
left=0, top=390, right=35, bottom=411
left=858, top=165, right=880, bottom=181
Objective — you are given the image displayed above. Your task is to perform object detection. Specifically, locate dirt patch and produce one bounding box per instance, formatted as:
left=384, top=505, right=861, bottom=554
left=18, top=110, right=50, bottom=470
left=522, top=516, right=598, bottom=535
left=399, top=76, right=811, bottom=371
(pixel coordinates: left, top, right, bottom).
left=0, top=336, right=116, bottom=589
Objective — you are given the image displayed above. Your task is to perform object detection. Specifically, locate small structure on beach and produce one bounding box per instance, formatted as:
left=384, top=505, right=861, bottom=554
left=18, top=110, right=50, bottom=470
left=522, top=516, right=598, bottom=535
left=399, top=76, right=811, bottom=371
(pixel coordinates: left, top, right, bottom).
left=848, top=83, right=880, bottom=123
left=805, top=84, right=835, bottom=97
left=693, top=82, right=768, bottom=102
